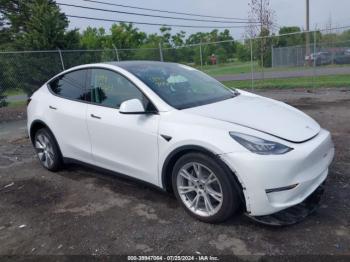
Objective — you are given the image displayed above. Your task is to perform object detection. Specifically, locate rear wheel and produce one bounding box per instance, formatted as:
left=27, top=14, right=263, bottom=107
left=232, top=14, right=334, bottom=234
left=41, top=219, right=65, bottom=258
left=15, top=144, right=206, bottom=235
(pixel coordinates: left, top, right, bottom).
left=34, top=128, right=62, bottom=171
left=172, top=152, right=241, bottom=223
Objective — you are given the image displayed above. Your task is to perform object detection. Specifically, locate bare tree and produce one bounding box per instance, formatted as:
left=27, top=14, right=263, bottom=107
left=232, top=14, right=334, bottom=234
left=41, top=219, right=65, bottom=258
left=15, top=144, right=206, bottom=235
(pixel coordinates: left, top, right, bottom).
left=246, top=0, right=275, bottom=38
left=246, top=0, right=276, bottom=68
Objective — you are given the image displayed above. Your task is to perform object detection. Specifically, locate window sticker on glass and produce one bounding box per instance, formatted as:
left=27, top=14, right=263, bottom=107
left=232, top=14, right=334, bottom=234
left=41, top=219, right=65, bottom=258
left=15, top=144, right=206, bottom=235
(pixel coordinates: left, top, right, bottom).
left=167, top=75, right=188, bottom=84
left=94, top=74, right=112, bottom=91
left=149, top=76, right=168, bottom=89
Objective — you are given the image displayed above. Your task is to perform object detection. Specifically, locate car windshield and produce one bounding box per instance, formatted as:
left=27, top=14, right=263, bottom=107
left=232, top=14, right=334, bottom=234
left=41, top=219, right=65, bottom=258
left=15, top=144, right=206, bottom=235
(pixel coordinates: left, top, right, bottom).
left=118, top=63, right=238, bottom=109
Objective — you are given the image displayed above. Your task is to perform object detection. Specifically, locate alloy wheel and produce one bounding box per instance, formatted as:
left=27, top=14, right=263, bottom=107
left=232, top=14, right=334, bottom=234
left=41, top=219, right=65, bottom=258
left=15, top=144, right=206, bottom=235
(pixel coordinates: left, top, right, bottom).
left=35, top=133, right=55, bottom=168
left=176, top=162, right=223, bottom=217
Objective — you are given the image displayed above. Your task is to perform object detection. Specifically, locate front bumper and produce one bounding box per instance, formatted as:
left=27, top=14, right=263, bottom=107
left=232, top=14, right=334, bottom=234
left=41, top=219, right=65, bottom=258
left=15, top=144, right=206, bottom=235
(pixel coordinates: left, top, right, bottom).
left=220, top=128, right=334, bottom=216
left=248, top=182, right=325, bottom=226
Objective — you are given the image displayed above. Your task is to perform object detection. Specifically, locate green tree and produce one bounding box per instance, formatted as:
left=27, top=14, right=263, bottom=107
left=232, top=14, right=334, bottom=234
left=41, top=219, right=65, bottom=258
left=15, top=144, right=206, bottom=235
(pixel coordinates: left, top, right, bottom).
left=0, top=0, right=33, bottom=43
left=18, top=0, right=68, bottom=49
left=159, top=27, right=182, bottom=62
left=216, top=29, right=236, bottom=63
left=253, top=28, right=275, bottom=67
left=172, top=31, right=186, bottom=47
left=339, top=29, right=350, bottom=41
left=0, top=0, right=79, bottom=97
left=277, top=26, right=303, bottom=47
left=0, top=12, right=11, bottom=48
left=80, top=27, right=107, bottom=49
left=184, top=30, right=236, bottom=65
left=133, top=33, right=161, bottom=60
left=167, top=30, right=189, bottom=63
left=159, top=26, right=172, bottom=46
left=110, top=23, right=146, bottom=60
left=236, top=42, right=250, bottom=62
left=74, top=27, right=111, bottom=66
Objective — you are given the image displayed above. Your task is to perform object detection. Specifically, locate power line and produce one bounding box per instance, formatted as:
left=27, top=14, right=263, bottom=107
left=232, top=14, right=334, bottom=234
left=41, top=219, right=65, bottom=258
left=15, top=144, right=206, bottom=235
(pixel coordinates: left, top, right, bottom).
left=80, top=0, right=252, bottom=21
left=66, top=14, right=251, bottom=29
left=58, top=3, right=259, bottom=24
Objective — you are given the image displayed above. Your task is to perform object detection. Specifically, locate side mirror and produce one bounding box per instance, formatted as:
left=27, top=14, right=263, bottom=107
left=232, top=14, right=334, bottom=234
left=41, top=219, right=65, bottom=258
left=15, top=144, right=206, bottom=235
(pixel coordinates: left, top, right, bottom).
left=119, top=99, right=146, bottom=114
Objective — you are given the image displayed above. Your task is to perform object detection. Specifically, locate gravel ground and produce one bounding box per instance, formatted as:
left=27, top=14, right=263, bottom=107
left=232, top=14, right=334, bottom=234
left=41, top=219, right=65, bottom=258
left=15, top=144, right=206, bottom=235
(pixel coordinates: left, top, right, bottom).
left=0, top=88, right=349, bottom=256
left=0, top=105, right=26, bottom=123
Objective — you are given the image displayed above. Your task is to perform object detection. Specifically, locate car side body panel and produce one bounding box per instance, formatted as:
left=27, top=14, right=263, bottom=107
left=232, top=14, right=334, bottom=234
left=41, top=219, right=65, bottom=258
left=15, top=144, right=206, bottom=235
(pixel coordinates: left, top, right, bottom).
left=86, top=103, right=160, bottom=185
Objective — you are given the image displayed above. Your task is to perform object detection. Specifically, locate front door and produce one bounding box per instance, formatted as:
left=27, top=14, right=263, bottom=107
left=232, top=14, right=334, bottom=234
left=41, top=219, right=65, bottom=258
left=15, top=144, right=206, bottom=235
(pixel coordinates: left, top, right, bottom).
left=85, top=68, right=159, bottom=185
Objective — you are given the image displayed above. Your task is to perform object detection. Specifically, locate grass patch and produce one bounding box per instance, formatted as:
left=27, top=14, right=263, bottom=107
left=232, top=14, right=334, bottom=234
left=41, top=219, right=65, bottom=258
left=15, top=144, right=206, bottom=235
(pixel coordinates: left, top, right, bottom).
left=7, top=100, right=26, bottom=108
left=203, top=62, right=350, bottom=77
left=222, top=75, right=350, bottom=89
left=4, top=89, right=26, bottom=97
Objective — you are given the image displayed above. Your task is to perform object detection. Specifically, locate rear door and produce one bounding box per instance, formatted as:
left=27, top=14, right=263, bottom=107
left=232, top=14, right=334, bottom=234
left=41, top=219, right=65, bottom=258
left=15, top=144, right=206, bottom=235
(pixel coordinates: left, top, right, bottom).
left=47, top=69, right=92, bottom=163
left=85, top=68, right=160, bottom=185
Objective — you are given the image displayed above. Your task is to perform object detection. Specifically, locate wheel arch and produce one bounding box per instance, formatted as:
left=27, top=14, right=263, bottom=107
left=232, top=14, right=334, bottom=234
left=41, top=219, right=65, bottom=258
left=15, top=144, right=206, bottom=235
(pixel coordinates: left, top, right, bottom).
left=29, top=120, right=63, bottom=158
left=29, top=120, right=50, bottom=144
left=161, top=145, right=245, bottom=204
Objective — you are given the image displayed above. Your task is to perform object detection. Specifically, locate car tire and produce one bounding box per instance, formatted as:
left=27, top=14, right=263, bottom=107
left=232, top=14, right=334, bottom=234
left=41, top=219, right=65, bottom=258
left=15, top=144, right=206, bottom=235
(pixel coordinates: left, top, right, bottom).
left=172, top=152, right=241, bottom=223
left=34, top=128, right=63, bottom=171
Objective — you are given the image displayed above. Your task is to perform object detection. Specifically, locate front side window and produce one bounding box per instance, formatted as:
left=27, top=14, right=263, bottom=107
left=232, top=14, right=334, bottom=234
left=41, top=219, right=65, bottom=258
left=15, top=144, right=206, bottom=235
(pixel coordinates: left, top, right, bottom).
left=49, top=70, right=87, bottom=100
left=87, top=69, right=151, bottom=109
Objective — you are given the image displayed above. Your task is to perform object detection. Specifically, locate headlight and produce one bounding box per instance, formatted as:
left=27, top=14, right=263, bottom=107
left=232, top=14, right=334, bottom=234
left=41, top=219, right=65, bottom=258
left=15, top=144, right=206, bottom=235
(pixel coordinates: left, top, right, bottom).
left=229, top=132, right=293, bottom=155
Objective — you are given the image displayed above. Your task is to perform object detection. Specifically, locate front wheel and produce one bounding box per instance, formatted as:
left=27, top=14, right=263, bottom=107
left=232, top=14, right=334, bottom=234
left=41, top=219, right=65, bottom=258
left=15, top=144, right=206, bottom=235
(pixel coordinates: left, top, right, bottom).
left=172, top=152, right=241, bottom=223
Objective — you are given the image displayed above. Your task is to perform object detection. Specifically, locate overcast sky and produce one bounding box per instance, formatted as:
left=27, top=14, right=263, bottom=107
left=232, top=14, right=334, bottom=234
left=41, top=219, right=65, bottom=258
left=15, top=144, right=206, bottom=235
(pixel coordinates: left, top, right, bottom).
left=58, top=0, right=350, bottom=40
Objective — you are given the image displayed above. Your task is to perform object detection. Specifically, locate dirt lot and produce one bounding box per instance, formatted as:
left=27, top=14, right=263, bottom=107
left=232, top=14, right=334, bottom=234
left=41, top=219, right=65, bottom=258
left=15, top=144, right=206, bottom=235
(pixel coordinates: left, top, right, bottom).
left=0, top=88, right=349, bottom=256
left=0, top=104, right=26, bottom=123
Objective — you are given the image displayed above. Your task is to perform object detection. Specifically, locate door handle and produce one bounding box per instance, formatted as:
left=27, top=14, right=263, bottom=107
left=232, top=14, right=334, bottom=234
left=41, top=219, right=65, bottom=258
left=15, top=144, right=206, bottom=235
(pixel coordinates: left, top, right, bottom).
left=49, top=105, right=57, bottom=110
left=90, top=114, right=101, bottom=119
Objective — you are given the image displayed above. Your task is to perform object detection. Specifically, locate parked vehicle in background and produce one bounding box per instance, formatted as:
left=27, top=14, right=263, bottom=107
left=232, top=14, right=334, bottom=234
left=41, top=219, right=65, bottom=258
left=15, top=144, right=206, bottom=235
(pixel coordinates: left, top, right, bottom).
left=305, top=52, right=332, bottom=66
left=27, top=61, right=334, bottom=224
left=334, top=50, right=350, bottom=65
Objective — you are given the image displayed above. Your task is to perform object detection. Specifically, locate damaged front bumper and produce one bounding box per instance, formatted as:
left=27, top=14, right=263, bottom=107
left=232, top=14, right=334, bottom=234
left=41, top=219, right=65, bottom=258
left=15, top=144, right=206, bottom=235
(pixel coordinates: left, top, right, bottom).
left=220, top=128, right=334, bottom=217
left=246, top=182, right=326, bottom=226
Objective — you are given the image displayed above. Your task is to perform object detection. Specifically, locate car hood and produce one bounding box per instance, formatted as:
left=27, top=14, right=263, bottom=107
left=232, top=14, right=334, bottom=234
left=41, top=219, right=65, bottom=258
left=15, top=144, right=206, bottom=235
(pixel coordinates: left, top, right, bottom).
left=184, top=94, right=320, bottom=143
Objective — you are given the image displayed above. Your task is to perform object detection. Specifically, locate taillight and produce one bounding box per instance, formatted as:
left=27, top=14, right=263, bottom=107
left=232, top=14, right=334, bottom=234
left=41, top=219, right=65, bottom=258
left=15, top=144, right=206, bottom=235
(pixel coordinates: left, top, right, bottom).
left=27, top=98, right=32, bottom=106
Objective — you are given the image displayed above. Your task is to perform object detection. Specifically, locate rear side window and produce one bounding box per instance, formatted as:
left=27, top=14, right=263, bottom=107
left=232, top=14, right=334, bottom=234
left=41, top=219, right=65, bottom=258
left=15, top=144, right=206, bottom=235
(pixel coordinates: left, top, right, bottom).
left=87, top=69, right=149, bottom=108
left=49, top=70, right=87, bottom=100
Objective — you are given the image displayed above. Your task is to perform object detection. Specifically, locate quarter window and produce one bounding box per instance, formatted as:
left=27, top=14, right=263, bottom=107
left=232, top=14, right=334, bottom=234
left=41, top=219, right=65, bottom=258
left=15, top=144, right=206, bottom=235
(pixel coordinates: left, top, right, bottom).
left=49, top=70, right=87, bottom=100
left=88, top=69, right=151, bottom=109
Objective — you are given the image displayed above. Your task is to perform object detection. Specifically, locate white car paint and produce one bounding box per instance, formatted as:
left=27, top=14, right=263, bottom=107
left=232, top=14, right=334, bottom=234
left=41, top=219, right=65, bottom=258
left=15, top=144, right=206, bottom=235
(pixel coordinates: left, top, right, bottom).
left=86, top=103, right=160, bottom=185
left=184, top=93, right=320, bottom=142
left=27, top=62, right=335, bottom=216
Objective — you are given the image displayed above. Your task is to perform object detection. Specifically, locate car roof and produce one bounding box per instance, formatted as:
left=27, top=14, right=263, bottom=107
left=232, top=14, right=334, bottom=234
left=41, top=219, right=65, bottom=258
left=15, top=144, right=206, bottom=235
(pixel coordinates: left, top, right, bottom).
left=106, top=61, right=178, bottom=67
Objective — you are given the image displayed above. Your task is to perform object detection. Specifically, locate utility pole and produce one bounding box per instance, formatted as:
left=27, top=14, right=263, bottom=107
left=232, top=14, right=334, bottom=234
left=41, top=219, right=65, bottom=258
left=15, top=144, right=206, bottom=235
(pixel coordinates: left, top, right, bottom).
left=306, top=0, right=310, bottom=65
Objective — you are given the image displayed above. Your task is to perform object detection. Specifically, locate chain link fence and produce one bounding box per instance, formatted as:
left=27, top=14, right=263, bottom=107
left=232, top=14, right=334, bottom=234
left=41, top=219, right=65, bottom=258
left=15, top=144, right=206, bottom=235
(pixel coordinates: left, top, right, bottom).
left=1, top=25, right=350, bottom=107
left=272, top=40, right=350, bottom=67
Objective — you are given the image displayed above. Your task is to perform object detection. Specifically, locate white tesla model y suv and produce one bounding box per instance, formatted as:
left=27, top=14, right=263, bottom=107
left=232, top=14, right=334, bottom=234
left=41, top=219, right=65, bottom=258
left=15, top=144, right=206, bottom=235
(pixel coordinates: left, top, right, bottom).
left=27, top=61, right=334, bottom=223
